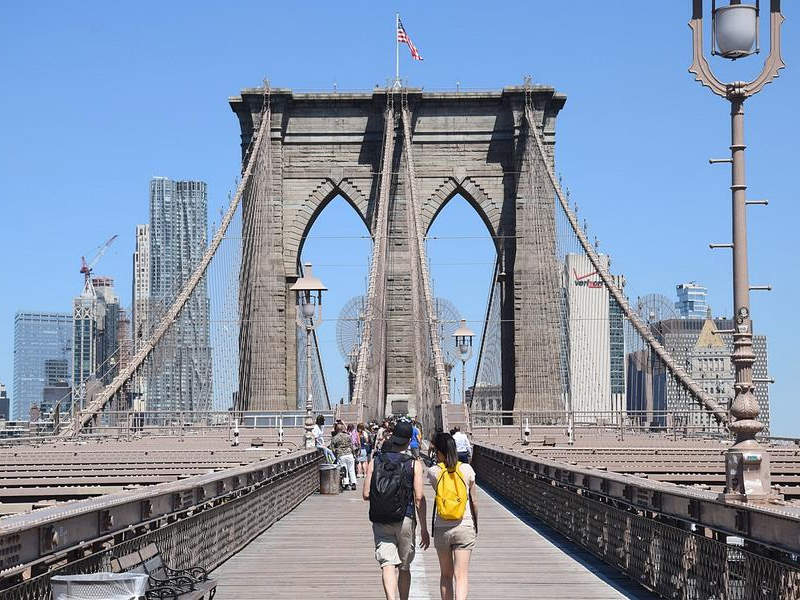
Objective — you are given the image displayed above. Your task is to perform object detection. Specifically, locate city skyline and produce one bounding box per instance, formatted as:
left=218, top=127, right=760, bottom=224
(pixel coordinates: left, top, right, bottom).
left=0, top=3, right=796, bottom=434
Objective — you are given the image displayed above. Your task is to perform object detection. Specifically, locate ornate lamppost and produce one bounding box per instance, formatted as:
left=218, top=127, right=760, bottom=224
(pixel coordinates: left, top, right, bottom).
left=453, top=319, right=475, bottom=405
left=689, top=0, right=784, bottom=501
left=290, top=262, right=328, bottom=450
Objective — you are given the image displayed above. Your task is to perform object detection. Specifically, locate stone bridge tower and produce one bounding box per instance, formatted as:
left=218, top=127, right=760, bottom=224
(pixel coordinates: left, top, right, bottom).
left=230, top=86, right=566, bottom=416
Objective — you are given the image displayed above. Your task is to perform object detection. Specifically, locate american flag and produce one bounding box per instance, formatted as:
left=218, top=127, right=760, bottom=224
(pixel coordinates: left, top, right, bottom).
left=397, top=18, right=423, bottom=61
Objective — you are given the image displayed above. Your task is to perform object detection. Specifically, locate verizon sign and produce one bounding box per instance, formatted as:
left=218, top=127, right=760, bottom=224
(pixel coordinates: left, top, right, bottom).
left=573, top=269, right=603, bottom=289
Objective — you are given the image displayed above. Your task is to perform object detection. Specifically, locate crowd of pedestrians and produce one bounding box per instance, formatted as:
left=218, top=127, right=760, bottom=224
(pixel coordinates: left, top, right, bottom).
left=313, top=412, right=476, bottom=600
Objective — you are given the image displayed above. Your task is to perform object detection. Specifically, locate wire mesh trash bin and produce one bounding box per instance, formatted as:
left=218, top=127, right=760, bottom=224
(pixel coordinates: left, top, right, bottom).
left=51, top=572, right=149, bottom=600
left=319, top=463, right=341, bottom=495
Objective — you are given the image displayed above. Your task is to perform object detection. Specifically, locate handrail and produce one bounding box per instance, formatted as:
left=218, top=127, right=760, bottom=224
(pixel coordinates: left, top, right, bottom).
left=474, top=442, right=800, bottom=555
left=0, top=449, right=319, bottom=575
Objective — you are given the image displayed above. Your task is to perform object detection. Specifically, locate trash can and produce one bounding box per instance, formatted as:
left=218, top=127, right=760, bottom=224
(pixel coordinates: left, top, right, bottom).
left=319, top=463, right=341, bottom=495
left=51, top=573, right=149, bottom=600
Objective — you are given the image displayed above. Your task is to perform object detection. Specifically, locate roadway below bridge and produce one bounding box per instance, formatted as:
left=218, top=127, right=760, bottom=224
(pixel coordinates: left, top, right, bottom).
left=212, top=478, right=657, bottom=599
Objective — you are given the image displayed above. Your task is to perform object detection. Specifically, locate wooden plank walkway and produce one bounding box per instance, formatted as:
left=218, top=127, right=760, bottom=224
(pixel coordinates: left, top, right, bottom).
left=212, top=478, right=658, bottom=599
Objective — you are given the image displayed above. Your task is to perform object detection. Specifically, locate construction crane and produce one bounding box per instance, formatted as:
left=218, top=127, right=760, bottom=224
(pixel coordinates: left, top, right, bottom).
left=80, top=235, right=118, bottom=285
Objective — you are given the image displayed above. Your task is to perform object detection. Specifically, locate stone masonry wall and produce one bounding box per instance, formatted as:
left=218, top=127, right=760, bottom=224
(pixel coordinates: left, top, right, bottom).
left=230, top=87, right=566, bottom=415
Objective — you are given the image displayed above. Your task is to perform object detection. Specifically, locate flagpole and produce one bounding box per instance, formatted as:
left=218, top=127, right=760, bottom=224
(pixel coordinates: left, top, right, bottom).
left=395, top=13, right=400, bottom=87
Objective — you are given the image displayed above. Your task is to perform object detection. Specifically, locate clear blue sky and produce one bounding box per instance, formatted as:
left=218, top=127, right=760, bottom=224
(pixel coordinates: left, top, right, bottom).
left=1, top=2, right=797, bottom=434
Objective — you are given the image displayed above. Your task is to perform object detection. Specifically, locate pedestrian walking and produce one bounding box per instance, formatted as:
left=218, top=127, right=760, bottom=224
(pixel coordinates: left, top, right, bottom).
left=369, top=424, right=379, bottom=458
left=452, top=426, right=472, bottom=464
left=428, top=432, right=478, bottom=600
left=357, top=423, right=370, bottom=477
left=332, top=423, right=357, bottom=490
left=348, top=422, right=360, bottom=449
left=363, top=420, right=430, bottom=600
left=376, top=419, right=390, bottom=452
left=409, top=419, right=422, bottom=459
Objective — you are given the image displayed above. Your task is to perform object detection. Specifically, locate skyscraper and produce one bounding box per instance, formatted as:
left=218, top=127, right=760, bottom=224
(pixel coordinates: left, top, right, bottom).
left=132, top=224, right=150, bottom=342
left=72, top=276, right=121, bottom=410
left=72, top=281, right=97, bottom=409
left=144, top=177, right=211, bottom=413
left=132, top=224, right=150, bottom=411
left=41, top=359, right=70, bottom=417
left=13, top=311, right=72, bottom=420
left=675, top=282, right=709, bottom=318
left=564, top=254, right=626, bottom=416
left=93, top=277, right=121, bottom=384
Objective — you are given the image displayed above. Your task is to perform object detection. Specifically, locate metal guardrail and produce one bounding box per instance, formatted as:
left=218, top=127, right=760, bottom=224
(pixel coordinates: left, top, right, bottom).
left=473, top=443, right=800, bottom=599
left=471, top=410, right=734, bottom=441
left=0, top=412, right=335, bottom=446
left=0, top=449, right=320, bottom=598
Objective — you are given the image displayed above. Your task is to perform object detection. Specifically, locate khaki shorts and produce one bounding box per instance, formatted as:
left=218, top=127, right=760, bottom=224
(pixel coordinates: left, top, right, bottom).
left=373, top=517, right=416, bottom=570
left=434, top=522, right=477, bottom=551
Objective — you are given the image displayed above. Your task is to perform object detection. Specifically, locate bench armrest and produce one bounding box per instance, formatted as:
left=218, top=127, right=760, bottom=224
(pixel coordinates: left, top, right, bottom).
left=150, top=574, right=195, bottom=591
left=165, top=565, right=209, bottom=582
left=146, top=585, right=180, bottom=600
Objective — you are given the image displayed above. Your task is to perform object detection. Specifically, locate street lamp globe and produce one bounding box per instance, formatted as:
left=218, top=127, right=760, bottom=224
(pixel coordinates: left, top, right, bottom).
left=453, top=319, right=474, bottom=355
left=290, top=262, right=327, bottom=323
left=713, top=2, right=759, bottom=59
left=301, top=301, right=316, bottom=319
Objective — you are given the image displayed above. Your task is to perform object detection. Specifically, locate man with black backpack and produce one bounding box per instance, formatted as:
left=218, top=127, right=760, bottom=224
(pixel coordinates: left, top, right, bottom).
left=363, top=419, right=429, bottom=600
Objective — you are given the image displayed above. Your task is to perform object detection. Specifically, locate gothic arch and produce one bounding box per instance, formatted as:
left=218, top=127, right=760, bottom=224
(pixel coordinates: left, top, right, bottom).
left=284, top=178, right=371, bottom=274
left=421, top=177, right=502, bottom=251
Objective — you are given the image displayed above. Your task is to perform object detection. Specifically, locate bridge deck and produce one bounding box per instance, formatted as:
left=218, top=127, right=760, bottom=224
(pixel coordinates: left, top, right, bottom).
left=212, top=480, right=657, bottom=599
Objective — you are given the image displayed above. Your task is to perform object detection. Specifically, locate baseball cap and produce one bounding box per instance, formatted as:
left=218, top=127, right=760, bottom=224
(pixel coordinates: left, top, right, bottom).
left=388, top=420, right=413, bottom=447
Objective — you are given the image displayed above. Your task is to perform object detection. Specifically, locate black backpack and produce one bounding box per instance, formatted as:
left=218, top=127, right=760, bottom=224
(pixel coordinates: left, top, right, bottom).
left=369, top=453, right=413, bottom=524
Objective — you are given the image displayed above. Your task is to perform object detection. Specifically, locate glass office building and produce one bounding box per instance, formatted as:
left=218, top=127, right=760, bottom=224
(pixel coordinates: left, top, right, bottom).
left=13, top=312, right=73, bottom=420
left=675, top=282, right=709, bottom=318
left=144, top=177, right=212, bottom=413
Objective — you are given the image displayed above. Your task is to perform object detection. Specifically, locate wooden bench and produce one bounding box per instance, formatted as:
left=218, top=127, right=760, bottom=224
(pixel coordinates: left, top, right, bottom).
left=111, top=543, right=217, bottom=599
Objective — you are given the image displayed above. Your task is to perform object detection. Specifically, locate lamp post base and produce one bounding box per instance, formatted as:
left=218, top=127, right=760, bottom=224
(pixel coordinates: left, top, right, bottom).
left=718, top=442, right=783, bottom=503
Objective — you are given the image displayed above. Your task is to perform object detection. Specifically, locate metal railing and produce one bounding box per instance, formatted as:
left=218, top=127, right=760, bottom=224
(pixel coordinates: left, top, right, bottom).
left=0, top=411, right=334, bottom=448
left=471, top=410, right=733, bottom=442
left=73, top=410, right=334, bottom=441
left=0, top=449, right=320, bottom=599
left=473, top=443, right=800, bottom=599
